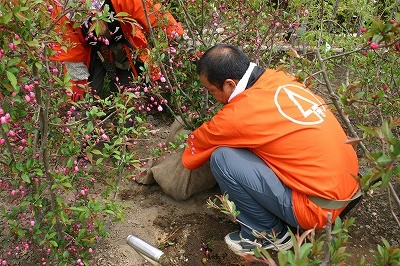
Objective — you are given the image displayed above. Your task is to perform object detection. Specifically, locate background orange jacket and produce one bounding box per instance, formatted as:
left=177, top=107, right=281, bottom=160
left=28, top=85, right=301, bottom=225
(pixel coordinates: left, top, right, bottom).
left=49, top=0, right=183, bottom=100
left=182, top=69, right=359, bottom=229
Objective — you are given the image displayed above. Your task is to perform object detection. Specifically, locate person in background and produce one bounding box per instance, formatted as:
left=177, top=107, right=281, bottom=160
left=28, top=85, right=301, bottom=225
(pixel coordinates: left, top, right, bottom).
left=50, top=0, right=183, bottom=101
left=182, top=44, right=360, bottom=254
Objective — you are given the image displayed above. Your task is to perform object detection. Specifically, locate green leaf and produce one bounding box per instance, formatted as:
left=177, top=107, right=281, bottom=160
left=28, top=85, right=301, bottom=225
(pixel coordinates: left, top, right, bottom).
left=91, top=149, right=103, bottom=155
left=62, top=250, right=70, bottom=259
left=35, top=61, right=43, bottom=70
left=27, top=39, right=40, bottom=48
left=376, top=155, right=392, bottom=164
left=16, top=228, right=25, bottom=237
left=278, top=250, right=289, bottom=265
left=104, top=210, right=115, bottom=215
left=14, top=11, right=27, bottom=22
left=6, top=71, right=18, bottom=89
left=2, top=13, right=13, bottom=24
left=49, top=240, right=59, bottom=247
left=381, top=120, right=393, bottom=140
left=299, top=243, right=313, bottom=258
left=34, top=168, right=44, bottom=176
left=47, top=232, right=57, bottom=239
left=21, top=173, right=31, bottom=183
left=7, top=58, right=21, bottom=67
left=114, top=137, right=123, bottom=145
left=372, top=34, right=383, bottom=43
left=69, top=206, right=88, bottom=212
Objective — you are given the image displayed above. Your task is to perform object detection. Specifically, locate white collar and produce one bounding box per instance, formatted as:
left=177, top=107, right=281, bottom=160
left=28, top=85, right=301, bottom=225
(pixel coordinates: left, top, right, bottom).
left=228, top=62, right=257, bottom=102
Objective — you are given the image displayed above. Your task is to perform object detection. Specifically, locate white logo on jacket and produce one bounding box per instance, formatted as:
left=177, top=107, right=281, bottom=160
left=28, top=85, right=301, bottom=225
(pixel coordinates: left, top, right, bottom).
left=274, top=84, right=326, bottom=125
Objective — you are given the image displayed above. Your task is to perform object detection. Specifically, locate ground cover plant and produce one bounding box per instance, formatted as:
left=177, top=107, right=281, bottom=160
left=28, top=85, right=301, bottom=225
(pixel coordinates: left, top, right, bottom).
left=0, top=0, right=399, bottom=265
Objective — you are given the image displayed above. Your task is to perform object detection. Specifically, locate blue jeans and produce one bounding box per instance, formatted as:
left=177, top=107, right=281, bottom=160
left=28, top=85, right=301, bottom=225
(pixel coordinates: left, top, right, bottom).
left=210, top=147, right=299, bottom=240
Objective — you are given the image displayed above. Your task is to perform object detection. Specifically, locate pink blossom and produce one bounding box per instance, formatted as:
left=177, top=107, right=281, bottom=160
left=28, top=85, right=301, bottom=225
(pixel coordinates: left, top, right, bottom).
left=8, top=130, right=15, bottom=137
left=157, top=106, right=163, bottom=112
left=370, top=42, right=379, bottom=49
left=0, top=117, right=7, bottom=124
left=0, top=139, right=4, bottom=145
left=25, top=95, right=31, bottom=103
left=30, top=220, right=35, bottom=226
left=0, top=108, right=4, bottom=115
left=101, top=134, right=108, bottom=140
left=8, top=43, right=17, bottom=50
left=24, top=84, right=32, bottom=91
left=160, top=76, right=166, bottom=83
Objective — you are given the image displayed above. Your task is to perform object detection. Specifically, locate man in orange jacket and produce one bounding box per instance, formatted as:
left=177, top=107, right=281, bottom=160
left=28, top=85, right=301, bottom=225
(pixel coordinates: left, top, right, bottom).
left=182, top=44, right=360, bottom=254
left=50, top=0, right=183, bottom=101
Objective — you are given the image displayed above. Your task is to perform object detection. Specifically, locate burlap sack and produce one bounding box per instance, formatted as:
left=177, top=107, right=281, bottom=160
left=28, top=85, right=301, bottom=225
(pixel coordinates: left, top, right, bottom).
left=135, top=157, right=157, bottom=185
left=152, top=149, right=216, bottom=200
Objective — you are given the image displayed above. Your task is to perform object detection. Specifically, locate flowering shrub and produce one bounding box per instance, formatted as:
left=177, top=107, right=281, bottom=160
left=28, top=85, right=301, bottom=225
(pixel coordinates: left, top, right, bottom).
left=0, top=1, right=149, bottom=265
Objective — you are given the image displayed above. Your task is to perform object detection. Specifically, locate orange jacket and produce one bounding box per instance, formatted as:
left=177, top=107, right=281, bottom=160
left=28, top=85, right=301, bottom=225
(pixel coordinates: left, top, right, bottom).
left=182, top=69, right=359, bottom=229
left=49, top=0, right=183, bottom=100
left=51, top=0, right=183, bottom=63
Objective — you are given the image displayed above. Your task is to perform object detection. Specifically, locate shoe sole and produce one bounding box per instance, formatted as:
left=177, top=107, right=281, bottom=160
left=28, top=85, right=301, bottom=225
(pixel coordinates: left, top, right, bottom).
left=224, top=235, right=293, bottom=255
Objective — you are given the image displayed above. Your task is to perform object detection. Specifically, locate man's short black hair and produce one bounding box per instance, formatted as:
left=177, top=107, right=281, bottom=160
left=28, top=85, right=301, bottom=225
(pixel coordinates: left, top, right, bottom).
left=197, top=44, right=250, bottom=90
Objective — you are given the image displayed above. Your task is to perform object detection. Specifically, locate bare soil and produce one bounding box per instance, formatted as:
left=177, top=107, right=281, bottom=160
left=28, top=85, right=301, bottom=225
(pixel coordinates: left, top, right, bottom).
left=89, top=181, right=400, bottom=266
left=89, top=117, right=400, bottom=266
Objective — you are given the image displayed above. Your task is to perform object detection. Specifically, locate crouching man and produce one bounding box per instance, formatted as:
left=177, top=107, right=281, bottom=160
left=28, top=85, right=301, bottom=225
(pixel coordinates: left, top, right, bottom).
left=182, top=44, right=359, bottom=254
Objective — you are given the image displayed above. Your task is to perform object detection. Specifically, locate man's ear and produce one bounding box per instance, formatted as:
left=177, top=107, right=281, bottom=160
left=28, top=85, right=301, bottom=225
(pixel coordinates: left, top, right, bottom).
left=222, top=79, right=237, bottom=94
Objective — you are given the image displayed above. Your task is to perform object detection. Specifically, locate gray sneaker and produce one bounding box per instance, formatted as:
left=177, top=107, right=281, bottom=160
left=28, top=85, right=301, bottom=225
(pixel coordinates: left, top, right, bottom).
left=224, top=229, right=293, bottom=255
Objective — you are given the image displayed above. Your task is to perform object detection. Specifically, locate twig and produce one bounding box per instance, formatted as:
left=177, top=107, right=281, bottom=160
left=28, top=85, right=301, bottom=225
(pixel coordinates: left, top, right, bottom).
left=322, top=45, right=367, bottom=61
left=315, top=49, right=368, bottom=153
left=388, top=183, right=400, bottom=227
left=35, top=51, right=65, bottom=240
left=0, top=126, right=14, bottom=161
left=140, top=0, right=192, bottom=130
left=321, top=212, right=333, bottom=266
left=176, top=0, right=197, bottom=38
left=316, top=48, right=400, bottom=226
